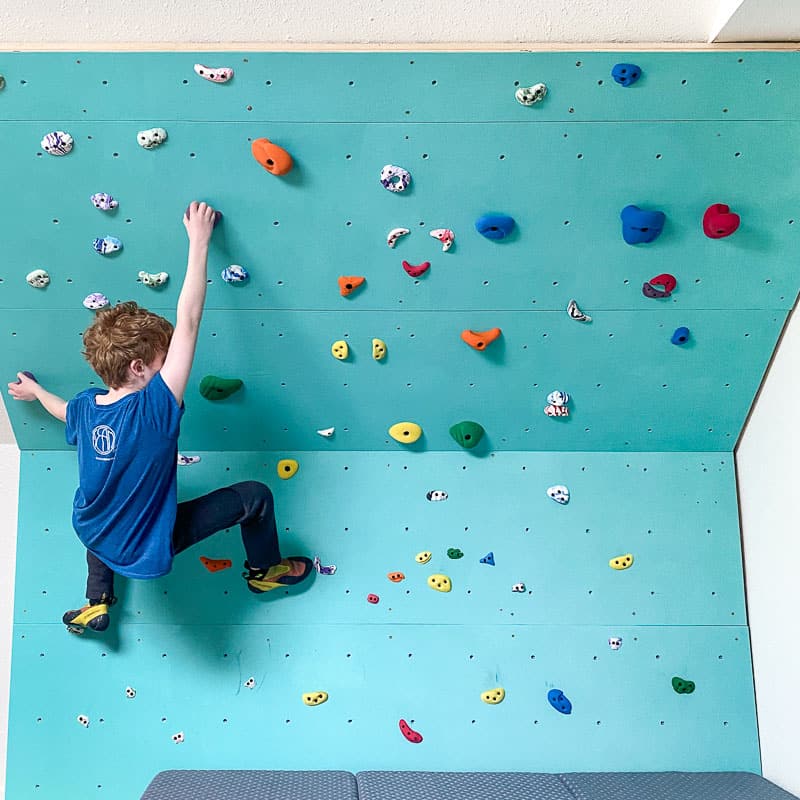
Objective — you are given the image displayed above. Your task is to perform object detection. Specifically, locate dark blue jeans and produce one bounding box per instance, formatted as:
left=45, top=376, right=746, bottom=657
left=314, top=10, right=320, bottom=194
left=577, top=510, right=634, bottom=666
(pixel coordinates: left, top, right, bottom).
left=85, top=481, right=282, bottom=601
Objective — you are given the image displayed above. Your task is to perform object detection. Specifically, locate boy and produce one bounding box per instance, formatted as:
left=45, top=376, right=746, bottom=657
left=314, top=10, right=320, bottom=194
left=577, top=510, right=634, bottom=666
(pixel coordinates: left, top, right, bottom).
left=7, top=201, right=312, bottom=634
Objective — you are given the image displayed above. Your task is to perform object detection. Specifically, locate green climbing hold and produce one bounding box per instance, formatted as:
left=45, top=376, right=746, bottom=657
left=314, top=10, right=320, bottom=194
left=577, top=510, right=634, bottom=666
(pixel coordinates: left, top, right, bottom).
left=199, top=375, right=244, bottom=400
left=671, top=676, right=696, bottom=694
left=449, top=421, right=484, bottom=449
left=447, top=548, right=464, bottom=559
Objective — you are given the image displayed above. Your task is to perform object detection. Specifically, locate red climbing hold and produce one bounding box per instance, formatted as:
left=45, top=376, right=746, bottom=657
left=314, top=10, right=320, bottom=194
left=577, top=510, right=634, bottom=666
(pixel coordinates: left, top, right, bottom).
left=399, top=718, right=423, bottom=743
left=402, top=260, right=430, bottom=278
left=338, top=276, right=366, bottom=296
left=703, top=203, right=740, bottom=239
left=200, top=556, right=233, bottom=573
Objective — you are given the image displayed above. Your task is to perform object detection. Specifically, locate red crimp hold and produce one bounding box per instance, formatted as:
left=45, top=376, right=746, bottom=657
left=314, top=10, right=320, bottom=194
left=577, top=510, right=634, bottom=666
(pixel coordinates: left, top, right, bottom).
left=402, top=260, right=430, bottom=278
left=703, top=203, right=740, bottom=239
left=399, top=718, right=423, bottom=744
left=367, top=593, right=380, bottom=604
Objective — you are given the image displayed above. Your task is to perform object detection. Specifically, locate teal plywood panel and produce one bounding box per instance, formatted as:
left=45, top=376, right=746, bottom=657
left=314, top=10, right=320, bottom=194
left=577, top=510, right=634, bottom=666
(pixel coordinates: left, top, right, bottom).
left=0, top=308, right=784, bottom=451
left=0, top=51, right=797, bottom=123
left=5, top=623, right=759, bottom=800
left=13, top=451, right=745, bottom=627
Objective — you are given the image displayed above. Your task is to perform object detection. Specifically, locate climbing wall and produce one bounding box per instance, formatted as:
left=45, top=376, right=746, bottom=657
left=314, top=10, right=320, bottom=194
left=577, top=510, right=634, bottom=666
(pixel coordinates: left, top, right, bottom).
left=1, top=50, right=797, bottom=798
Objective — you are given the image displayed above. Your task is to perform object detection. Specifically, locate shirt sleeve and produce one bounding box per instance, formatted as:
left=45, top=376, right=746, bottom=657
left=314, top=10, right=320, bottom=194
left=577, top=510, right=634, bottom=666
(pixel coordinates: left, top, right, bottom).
left=64, top=397, right=79, bottom=446
left=140, top=372, right=185, bottom=437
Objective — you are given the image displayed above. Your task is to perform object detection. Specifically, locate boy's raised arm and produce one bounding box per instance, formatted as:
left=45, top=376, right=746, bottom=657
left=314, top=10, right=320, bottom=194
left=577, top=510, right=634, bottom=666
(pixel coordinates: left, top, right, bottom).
left=160, top=201, right=216, bottom=406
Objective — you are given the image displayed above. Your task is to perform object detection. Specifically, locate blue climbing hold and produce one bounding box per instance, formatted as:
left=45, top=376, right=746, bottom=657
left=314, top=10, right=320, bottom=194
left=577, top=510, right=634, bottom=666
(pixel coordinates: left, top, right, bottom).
left=480, top=552, right=495, bottom=566
left=671, top=327, right=690, bottom=345
left=620, top=205, right=665, bottom=244
left=612, top=63, right=642, bottom=87
left=547, top=689, right=572, bottom=715
left=475, top=214, right=515, bottom=240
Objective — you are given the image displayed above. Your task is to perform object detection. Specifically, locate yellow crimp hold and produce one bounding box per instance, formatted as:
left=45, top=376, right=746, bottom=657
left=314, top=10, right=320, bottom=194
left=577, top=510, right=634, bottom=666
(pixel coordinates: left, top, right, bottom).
left=609, top=553, right=634, bottom=570
left=427, top=574, right=452, bottom=592
left=277, top=459, right=299, bottom=479
left=388, top=422, right=422, bottom=444
left=372, top=338, right=387, bottom=360
left=302, top=691, right=329, bottom=706
left=331, top=340, right=349, bottom=360
left=415, top=551, right=432, bottom=564
left=481, top=688, right=506, bottom=705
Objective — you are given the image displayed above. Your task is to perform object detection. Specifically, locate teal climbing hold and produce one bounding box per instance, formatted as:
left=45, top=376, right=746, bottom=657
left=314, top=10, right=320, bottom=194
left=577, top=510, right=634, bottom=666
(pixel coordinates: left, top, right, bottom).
left=199, top=375, right=244, bottom=400
left=449, top=420, right=484, bottom=449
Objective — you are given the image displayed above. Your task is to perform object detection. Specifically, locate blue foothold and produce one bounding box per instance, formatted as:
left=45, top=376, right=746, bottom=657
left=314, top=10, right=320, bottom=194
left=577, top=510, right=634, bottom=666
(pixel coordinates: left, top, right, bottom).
left=671, top=327, right=690, bottom=345
left=547, top=689, right=572, bottom=715
left=480, top=551, right=495, bottom=566
left=620, top=205, right=665, bottom=244
left=611, top=63, right=642, bottom=87
left=475, top=213, right=515, bottom=240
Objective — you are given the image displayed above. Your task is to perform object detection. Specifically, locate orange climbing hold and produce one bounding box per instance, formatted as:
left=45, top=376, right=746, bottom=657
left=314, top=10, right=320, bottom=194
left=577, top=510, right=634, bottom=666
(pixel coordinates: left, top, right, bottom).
left=251, top=137, right=294, bottom=175
left=461, top=328, right=502, bottom=351
left=339, top=276, right=366, bottom=296
left=200, top=556, right=233, bottom=573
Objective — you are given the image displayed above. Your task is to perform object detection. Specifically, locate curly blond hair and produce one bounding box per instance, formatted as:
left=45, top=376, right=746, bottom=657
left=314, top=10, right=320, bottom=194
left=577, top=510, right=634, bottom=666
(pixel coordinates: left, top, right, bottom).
left=82, top=301, right=173, bottom=388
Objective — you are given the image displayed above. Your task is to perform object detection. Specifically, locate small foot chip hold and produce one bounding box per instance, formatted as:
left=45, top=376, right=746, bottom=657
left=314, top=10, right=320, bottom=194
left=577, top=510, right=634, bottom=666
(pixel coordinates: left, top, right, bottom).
left=90, top=192, right=119, bottom=211
left=331, top=340, right=349, bottom=360
left=480, top=552, right=495, bottom=566
left=137, top=127, right=168, bottom=149
left=367, top=593, right=380, bottom=604
left=26, top=269, right=50, bottom=288
left=77, top=714, right=90, bottom=727
left=609, top=553, right=634, bottom=570
left=399, top=718, right=423, bottom=743
left=200, top=556, right=232, bottom=572
left=177, top=453, right=201, bottom=465
left=302, top=691, right=328, bottom=706
left=338, top=275, right=366, bottom=296
left=387, top=571, right=405, bottom=583
left=125, top=686, right=136, bottom=698
left=515, top=83, right=547, bottom=105
left=388, top=421, right=423, bottom=444
left=449, top=420, right=485, bottom=449
left=172, top=732, right=185, bottom=744
left=41, top=131, right=74, bottom=155
left=544, top=390, right=570, bottom=418
left=194, top=63, right=234, bottom=83
left=372, top=338, right=387, bottom=360
left=426, top=490, right=448, bottom=502
left=430, top=228, right=455, bottom=251
left=251, top=137, right=294, bottom=175
left=277, top=458, right=299, bottom=479
left=199, top=375, right=244, bottom=400
left=380, top=164, right=412, bottom=192
left=313, top=555, right=337, bottom=576
left=547, top=485, right=570, bottom=505
left=93, top=236, right=122, bottom=255
left=244, top=677, right=256, bottom=689
left=671, top=676, right=696, bottom=694
left=402, top=260, right=430, bottom=278
left=671, top=326, right=690, bottom=345
left=620, top=205, right=665, bottom=244
left=608, top=636, right=623, bottom=650
left=387, top=227, right=410, bottom=248
left=415, top=551, right=432, bottom=564
left=427, top=574, right=451, bottom=592
left=567, top=299, right=592, bottom=322
left=317, top=427, right=335, bottom=438
left=547, top=689, right=572, bottom=715
left=611, top=63, right=642, bottom=87
left=512, top=582, right=526, bottom=593
left=461, top=328, right=502, bottom=350
left=703, top=203, right=740, bottom=239
left=642, top=273, right=677, bottom=299
left=481, top=688, right=506, bottom=705
left=475, top=213, right=515, bottom=240
left=138, top=270, right=169, bottom=287
left=446, top=548, right=464, bottom=559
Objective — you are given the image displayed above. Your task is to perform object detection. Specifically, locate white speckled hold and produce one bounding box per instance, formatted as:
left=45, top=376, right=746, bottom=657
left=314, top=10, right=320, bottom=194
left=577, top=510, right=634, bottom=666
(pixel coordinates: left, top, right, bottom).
left=546, top=485, right=570, bottom=504
left=515, top=83, right=547, bottom=106
left=83, top=292, right=109, bottom=310
left=137, top=127, right=168, bottom=149
left=317, top=427, right=335, bottom=438
left=567, top=299, right=592, bottom=322
left=387, top=227, right=410, bottom=248
left=138, top=270, right=169, bottom=287
left=194, top=63, right=234, bottom=83
left=26, top=269, right=50, bottom=288
left=430, top=228, right=455, bottom=251
left=221, top=264, right=249, bottom=283
left=41, top=130, right=73, bottom=155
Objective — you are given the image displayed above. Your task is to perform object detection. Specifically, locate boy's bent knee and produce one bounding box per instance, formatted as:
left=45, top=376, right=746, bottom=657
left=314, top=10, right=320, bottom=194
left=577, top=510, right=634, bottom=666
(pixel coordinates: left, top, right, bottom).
left=230, top=480, right=273, bottom=507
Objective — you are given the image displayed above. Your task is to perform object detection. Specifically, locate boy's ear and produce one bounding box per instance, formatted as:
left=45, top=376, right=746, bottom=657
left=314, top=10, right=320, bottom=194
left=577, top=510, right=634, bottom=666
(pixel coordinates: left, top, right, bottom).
left=129, top=358, right=146, bottom=376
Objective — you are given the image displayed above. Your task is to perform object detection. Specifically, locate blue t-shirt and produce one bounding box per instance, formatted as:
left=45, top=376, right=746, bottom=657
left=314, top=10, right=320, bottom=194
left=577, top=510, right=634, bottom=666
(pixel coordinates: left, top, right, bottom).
left=65, top=372, right=185, bottom=579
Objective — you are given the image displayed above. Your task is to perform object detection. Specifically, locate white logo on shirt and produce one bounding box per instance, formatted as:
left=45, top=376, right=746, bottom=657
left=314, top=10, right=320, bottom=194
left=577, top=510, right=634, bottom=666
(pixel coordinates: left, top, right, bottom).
left=92, top=424, right=117, bottom=458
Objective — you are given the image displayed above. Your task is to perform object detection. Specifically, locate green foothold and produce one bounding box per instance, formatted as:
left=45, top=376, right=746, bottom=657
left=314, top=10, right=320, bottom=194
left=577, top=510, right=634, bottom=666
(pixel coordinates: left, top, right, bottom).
left=199, top=375, right=244, bottom=401
left=449, top=420, right=485, bottom=449
left=447, top=548, right=464, bottom=559
left=671, top=676, right=696, bottom=694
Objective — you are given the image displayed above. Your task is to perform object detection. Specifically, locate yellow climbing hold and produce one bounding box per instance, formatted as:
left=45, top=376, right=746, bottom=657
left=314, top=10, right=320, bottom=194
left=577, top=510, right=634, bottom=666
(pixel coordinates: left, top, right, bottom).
left=331, top=340, right=349, bottom=360
left=415, top=551, right=432, bottom=564
left=302, top=691, right=329, bottom=706
left=389, top=421, right=422, bottom=444
left=481, top=688, right=506, bottom=705
left=427, top=574, right=452, bottom=593
left=372, top=338, right=387, bottom=360
left=609, top=553, right=634, bottom=570
left=277, top=459, right=299, bottom=479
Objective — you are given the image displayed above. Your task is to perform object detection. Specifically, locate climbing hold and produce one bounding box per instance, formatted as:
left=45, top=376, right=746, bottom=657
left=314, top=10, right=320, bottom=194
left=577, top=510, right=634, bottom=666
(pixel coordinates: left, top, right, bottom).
left=331, top=340, right=349, bottom=360
left=387, top=571, right=405, bottom=583
left=430, top=228, right=455, bottom=251
left=0, top=75, right=5, bottom=91
left=446, top=548, right=464, bottom=559
left=14, top=371, right=37, bottom=385
left=83, top=293, right=109, bottom=310
left=372, top=338, right=387, bottom=360
left=338, top=276, right=365, bottom=296
left=367, top=593, right=380, bottom=604
left=415, top=551, right=432, bottom=564
left=277, top=459, right=299, bottom=479
left=512, top=582, right=526, bottom=593
left=138, top=271, right=169, bottom=287
left=125, top=686, right=136, bottom=698
left=41, top=131, right=73, bottom=155
left=427, top=574, right=452, bottom=592
left=26, top=269, right=50, bottom=288
left=642, top=273, right=677, bottom=299
left=426, top=490, right=448, bottom=502
left=620, top=205, right=666, bottom=244
left=547, top=689, right=572, bottom=715
left=90, top=192, right=118, bottom=211
left=172, top=732, right=185, bottom=744
left=703, top=203, right=740, bottom=238
left=380, top=164, right=411, bottom=192
left=611, top=63, right=642, bottom=87
left=672, top=677, right=696, bottom=694
left=481, top=688, right=506, bottom=705
left=609, top=553, right=634, bottom=570
left=387, top=227, right=410, bottom=247
left=251, top=138, right=293, bottom=175
left=93, top=236, right=122, bottom=255
left=402, top=260, right=430, bottom=278
left=244, top=677, right=256, bottom=689
left=199, top=556, right=232, bottom=573
left=221, top=264, right=248, bottom=283
left=547, top=485, right=570, bottom=505
left=544, top=390, right=570, bottom=417
left=199, top=375, right=244, bottom=400
left=567, top=299, right=592, bottom=323
left=515, top=83, right=547, bottom=105
left=461, top=328, right=502, bottom=351
left=302, top=691, right=329, bottom=706
left=137, top=127, right=167, bottom=149
left=480, top=552, right=495, bottom=566
left=475, top=213, right=515, bottom=240
left=77, top=714, right=90, bottom=728
left=193, top=63, right=234, bottom=83
left=608, top=637, right=623, bottom=651
left=388, top=422, right=423, bottom=444
left=177, top=454, right=201, bottom=465
left=317, top=427, right=335, bottom=438
left=313, top=555, right=337, bottom=576
left=399, top=718, right=423, bottom=743
left=449, top=420, right=485, bottom=449
left=671, top=327, right=690, bottom=345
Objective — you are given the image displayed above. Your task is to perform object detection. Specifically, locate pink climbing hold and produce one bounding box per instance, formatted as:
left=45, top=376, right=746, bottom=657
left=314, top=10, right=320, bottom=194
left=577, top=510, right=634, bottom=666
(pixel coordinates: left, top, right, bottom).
left=367, top=593, right=380, bottom=604
left=402, top=260, right=430, bottom=278
left=398, top=718, right=423, bottom=743
left=703, top=203, right=740, bottom=239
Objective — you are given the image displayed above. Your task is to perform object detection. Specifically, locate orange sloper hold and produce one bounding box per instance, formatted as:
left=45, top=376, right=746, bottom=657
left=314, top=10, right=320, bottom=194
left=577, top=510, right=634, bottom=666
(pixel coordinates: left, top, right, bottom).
left=200, top=556, right=233, bottom=573
left=339, top=276, right=366, bottom=296
left=251, top=138, right=294, bottom=175
left=461, top=328, right=502, bottom=351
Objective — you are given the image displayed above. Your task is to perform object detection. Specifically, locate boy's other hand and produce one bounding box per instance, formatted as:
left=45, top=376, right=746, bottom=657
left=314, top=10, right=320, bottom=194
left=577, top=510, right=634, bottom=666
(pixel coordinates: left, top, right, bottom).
left=7, top=372, right=39, bottom=401
left=183, top=201, right=216, bottom=246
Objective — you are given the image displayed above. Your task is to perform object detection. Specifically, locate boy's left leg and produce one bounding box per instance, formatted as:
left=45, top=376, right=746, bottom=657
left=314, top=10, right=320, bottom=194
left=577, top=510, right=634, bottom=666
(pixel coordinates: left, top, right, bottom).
left=63, top=551, right=117, bottom=634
